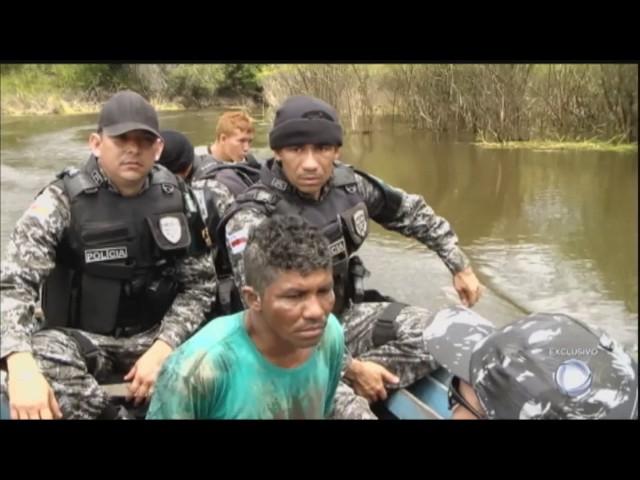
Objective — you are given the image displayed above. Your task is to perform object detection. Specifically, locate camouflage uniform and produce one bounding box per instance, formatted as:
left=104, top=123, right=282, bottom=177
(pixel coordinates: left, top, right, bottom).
left=224, top=166, right=469, bottom=419
left=425, top=306, right=638, bottom=419
left=0, top=178, right=216, bottom=419
left=190, top=177, right=236, bottom=250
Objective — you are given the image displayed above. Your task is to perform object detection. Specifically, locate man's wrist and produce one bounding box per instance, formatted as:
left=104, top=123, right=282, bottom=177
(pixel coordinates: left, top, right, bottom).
left=6, top=352, right=38, bottom=372
left=150, top=340, right=173, bottom=359
left=345, top=358, right=361, bottom=380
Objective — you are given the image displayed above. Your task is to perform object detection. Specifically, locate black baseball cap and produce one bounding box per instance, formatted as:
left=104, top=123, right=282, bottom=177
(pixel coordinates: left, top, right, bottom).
left=98, top=90, right=161, bottom=138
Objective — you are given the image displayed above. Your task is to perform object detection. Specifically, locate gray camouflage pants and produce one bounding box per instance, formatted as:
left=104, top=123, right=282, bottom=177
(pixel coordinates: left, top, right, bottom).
left=331, top=302, right=439, bottom=420
left=1, top=326, right=159, bottom=419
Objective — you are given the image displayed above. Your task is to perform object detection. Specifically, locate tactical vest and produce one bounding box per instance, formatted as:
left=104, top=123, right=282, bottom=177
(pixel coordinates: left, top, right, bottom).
left=192, top=160, right=261, bottom=195
left=190, top=160, right=262, bottom=242
left=41, top=157, right=193, bottom=336
left=189, top=154, right=218, bottom=183
left=221, top=159, right=371, bottom=314
left=190, top=161, right=263, bottom=317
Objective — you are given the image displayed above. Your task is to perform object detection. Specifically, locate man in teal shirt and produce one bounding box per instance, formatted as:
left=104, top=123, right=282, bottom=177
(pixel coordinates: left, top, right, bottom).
left=147, top=215, right=344, bottom=419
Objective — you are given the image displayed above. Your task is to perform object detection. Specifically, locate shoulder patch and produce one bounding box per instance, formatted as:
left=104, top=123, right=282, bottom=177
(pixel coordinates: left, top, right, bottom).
left=227, top=227, right=250, bottom=255
left=27, top=191, right=56, bottom=219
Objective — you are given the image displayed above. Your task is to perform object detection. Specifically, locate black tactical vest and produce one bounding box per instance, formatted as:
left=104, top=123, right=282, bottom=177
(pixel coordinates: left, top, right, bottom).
left=41, top=157, right=192, bottom=336
left=190, top=160, right=263, bottom=317
left=191, top=159, right=263, bottom=244
left=188, top=154, right=217, bottom=184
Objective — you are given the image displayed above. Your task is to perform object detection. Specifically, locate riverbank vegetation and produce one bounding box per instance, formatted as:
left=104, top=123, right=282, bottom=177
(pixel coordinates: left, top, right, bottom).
left=2, top=64, right=636, bottom=150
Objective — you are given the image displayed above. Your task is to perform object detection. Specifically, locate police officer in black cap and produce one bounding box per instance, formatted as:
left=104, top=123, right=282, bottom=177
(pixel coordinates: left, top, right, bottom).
left=0, top=91, right=215, bottom=419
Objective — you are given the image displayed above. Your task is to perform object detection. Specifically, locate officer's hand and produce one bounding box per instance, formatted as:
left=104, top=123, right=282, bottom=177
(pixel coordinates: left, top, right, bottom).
left=124, top=340, right=173, bottom=406
left=346, top=359, right=399, bottom=403
left=7, top=353, right=62, bottom=420
left=453, top=267, right=483, bottom=307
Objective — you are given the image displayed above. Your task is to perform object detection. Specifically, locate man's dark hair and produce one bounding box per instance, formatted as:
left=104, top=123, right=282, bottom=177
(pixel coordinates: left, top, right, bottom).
left=244, top=215, right=332, bottom=294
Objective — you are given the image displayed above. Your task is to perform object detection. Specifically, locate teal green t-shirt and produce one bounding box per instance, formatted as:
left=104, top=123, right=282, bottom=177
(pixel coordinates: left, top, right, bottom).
left=147, top=311, right=344, bottom=419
